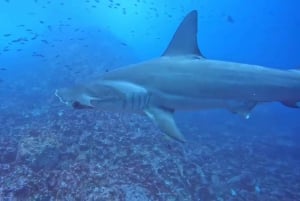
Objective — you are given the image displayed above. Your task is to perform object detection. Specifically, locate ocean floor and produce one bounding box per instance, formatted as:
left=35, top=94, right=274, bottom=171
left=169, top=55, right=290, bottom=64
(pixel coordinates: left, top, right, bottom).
left=0, top=95, right=299, bottom=201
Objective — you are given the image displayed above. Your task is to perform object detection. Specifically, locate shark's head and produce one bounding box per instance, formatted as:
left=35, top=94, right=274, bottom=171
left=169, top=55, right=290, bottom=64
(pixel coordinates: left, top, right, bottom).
left=55, top=88, right=94, bottom=109
left=55, top=83, right=124, bottom=110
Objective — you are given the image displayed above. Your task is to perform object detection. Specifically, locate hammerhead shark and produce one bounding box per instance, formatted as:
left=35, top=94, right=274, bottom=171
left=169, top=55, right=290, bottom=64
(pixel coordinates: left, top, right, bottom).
left=55, top=10, right=300, bottom=143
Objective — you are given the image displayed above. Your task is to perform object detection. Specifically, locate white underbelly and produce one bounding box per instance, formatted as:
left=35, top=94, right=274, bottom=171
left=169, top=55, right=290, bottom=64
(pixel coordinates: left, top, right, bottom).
left=151, top=92, right=230, bottom=110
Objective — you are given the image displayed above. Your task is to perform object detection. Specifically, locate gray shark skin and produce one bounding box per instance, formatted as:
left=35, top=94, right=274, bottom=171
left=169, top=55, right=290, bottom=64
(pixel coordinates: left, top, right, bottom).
left=55, top=10, right=300, bottom=143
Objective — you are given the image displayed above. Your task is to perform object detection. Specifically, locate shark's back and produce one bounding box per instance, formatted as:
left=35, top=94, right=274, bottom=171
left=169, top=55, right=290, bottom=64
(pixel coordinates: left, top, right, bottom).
left=100, top=8, right=300, bottom=105
left=102, top=53, right=300, bottom=104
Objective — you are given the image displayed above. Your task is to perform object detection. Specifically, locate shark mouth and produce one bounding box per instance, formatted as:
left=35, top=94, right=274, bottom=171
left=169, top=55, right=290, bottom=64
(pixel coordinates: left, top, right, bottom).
left=55, top=89, right=96, bottom=109
left=71, top=101, right=94, bottom=109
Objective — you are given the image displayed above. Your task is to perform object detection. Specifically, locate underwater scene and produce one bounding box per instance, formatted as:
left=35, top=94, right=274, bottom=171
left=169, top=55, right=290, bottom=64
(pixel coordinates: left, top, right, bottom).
left=0, top=0, right=300, bottom=200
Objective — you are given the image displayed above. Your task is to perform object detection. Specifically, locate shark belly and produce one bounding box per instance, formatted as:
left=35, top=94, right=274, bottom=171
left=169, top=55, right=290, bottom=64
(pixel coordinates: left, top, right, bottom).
left=150, top=90, right=256, bottom=118
left=150, top=90, right=226, bottom=110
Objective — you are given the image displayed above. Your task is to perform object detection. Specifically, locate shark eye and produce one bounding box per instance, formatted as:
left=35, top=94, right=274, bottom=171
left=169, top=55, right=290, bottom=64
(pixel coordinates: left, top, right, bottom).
left=72, top=101, right=93, bottom=109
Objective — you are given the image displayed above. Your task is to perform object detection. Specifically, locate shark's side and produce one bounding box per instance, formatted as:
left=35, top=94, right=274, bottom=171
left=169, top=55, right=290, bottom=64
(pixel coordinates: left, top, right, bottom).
left=55, top=10, right=300, bottom=143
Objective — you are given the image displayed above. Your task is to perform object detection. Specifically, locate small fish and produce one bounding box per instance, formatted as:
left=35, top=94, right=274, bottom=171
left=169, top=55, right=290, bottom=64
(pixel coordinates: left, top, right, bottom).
left=31, top=34, right=38, bottom=40
left=41, top=39, right=49, bottom=44
left=0, top=67, right=7, bottom=71
left=121, top=42, right=127, bottom=46
left=122, top=8, right=126, bottom=15
left=12, top=38, right=28, bottom=43
left=227, top=15, right=235, bottom=23
left=3, top=34, right=11, bottom=37
left=32, top=52, right=45, bottom=58
left=40, top=20, right=44, bottom=24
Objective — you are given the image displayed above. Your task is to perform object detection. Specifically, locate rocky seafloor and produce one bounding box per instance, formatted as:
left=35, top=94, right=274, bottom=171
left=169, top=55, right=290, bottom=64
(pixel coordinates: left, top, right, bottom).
left=0, top=97, right=299, bottom=201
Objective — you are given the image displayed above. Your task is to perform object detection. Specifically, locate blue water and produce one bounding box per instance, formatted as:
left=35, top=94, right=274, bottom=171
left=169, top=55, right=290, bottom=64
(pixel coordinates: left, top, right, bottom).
left=0, top=1, right=299, bottom=200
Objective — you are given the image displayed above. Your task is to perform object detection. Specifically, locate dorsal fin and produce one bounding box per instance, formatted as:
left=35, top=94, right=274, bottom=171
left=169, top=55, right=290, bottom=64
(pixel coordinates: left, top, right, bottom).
left=162, top=10, right=203, bottom=57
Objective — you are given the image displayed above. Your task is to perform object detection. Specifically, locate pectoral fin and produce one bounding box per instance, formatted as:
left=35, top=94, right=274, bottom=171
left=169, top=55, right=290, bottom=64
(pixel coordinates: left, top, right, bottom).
left=228, top=101, right=257, bottom=119
left=144, top=107, right=186, bottom=143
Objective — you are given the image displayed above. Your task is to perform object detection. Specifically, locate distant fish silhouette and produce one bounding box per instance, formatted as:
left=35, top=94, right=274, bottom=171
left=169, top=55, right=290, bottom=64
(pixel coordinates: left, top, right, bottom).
left=47, top=25, right=52, bottom=31
left=41, top=39, right=49, bottom=44
left=12, top=38, right=28, bottom=43
left=32, top=52, right=45, bottom=58
left=31, top=34, right=38, bottom=40
left=227, top=15, right=235, bottom=23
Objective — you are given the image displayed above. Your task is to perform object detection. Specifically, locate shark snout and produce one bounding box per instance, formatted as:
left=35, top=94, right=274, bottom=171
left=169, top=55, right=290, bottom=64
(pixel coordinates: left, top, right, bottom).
left=55, top=88, right=96, bottom=109
left=55, top=88, right=71, bottom=106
